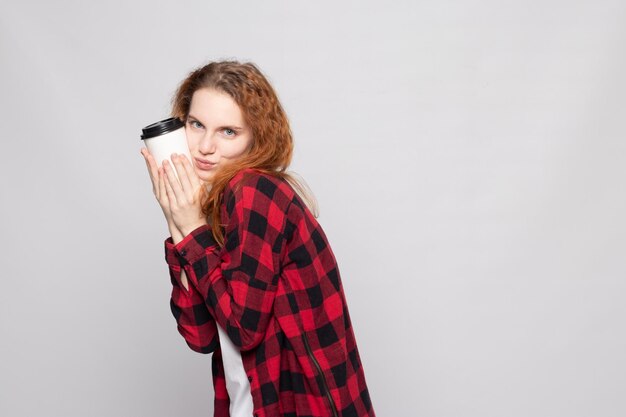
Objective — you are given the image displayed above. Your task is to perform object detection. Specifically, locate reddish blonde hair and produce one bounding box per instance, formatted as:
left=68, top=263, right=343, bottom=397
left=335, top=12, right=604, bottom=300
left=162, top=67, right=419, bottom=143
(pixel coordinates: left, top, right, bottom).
left=171, top=60, right=317, bottom=247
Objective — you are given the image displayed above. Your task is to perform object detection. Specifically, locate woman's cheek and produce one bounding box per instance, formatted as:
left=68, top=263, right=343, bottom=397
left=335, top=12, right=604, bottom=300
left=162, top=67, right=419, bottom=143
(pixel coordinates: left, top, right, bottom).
left=185, top=133, right=198, bottom=150
left=221, top=144, right=240, bottom=159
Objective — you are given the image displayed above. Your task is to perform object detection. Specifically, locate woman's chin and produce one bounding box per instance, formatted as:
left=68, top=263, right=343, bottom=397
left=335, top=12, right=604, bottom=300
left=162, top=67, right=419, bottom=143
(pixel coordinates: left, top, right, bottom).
left=195, top=169, right=214, bottom=181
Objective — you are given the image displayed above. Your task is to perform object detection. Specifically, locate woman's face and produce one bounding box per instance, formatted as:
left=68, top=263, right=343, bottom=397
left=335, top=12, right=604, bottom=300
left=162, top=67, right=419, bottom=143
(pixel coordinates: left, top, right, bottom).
left=185, top=88, right=253, bottom=183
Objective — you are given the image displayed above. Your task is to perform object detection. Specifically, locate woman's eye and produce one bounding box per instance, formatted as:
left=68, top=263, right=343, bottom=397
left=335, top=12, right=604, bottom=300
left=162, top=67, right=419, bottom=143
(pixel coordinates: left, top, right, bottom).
left=188, top=120, right=203, bottom=129
left=223, top=128, right=236, bottom=137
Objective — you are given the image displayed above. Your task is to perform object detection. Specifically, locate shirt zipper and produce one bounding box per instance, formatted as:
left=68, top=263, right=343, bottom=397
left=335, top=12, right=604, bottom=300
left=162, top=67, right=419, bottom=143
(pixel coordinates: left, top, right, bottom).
left=302, top=333, right=339, bottom=417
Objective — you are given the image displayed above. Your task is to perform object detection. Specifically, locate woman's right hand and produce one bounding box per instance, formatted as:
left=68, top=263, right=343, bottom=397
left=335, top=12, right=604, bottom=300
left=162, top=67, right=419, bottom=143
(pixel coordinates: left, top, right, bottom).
left=141, top=148, right=183, bottom=241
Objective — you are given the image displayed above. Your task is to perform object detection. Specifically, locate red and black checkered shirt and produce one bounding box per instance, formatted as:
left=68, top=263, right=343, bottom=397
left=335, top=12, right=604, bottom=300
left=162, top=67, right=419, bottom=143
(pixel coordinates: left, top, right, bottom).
left=164, top=167, right=375, bottom=417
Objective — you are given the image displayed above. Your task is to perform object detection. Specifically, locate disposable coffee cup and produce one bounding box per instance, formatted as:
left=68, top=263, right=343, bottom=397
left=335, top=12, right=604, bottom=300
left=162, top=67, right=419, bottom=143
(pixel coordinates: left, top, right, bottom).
left=140, top=117, right=192, bottom=181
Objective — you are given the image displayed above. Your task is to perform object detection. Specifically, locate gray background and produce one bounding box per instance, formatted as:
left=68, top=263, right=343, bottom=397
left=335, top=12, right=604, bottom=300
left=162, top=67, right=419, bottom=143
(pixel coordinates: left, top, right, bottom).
left=1, top=1, right=625, bottom=416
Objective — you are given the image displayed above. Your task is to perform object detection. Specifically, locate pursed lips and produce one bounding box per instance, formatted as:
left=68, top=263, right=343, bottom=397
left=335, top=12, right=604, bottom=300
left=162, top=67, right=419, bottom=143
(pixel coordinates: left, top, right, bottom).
left=195, top=157, right=217, bottom=165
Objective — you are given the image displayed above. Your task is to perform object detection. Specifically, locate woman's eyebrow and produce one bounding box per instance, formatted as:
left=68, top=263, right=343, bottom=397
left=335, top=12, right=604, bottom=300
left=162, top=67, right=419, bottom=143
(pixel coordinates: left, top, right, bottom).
left=225, top=125, right=244, bottom=131
left=187, top=114, right=243, bottom=130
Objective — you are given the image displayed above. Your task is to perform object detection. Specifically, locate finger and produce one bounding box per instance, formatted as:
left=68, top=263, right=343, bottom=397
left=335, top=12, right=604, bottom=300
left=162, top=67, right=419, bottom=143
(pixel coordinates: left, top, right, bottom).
left=163, top=160, right=183, bottom=205
left=158, top=167, right=170, bottom=207
left=179, top=154, right=202, bottom=191
left=146, top=154, right=160, bottom=182
left=141, top=148, right=157, bottom=192
left=162, top=165, right=178, bottom=208
left=171, top=154, right=194, bottom=198
left=143, top=149, right=162, bottom=196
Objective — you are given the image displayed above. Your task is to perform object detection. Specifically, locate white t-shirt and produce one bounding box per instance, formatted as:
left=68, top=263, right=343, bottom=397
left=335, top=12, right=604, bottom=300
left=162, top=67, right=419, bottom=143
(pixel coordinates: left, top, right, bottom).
left=216, top=323, right=255, bottom=417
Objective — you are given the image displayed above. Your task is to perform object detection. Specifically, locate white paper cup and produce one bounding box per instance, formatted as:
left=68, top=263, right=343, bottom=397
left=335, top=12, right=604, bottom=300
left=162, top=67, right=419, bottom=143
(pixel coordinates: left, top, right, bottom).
left=140, top=117, right=192, bottom=181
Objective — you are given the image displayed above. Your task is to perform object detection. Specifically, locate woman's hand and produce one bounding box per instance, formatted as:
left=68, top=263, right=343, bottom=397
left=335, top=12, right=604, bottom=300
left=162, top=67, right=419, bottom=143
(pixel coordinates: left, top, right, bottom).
left=141, top=148, right=181, bottom=238
left=160, top=152, right=209, bottom=238
left=141, top=148, right=206, bottom=243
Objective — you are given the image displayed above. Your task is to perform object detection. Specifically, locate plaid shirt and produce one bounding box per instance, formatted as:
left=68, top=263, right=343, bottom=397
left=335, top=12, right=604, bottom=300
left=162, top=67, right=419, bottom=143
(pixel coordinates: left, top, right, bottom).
left=164, top=168, right=375, bottom=417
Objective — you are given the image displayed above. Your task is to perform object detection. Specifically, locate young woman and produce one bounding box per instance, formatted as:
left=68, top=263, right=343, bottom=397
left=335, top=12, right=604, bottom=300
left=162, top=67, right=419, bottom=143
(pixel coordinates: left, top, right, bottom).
left=141, top=61, right=375, bottom=417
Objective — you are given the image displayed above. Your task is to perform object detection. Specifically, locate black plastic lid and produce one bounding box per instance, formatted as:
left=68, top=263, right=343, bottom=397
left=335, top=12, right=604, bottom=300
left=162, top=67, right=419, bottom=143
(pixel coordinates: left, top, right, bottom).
left=140, top=117, right=184, bottom=140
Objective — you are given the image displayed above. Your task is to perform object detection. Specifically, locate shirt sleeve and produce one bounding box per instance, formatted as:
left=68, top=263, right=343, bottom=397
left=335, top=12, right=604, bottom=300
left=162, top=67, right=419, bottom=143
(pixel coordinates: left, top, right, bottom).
left=171, top=172, right=289, bottom=352
left=165, top=236, right=220, bottom=354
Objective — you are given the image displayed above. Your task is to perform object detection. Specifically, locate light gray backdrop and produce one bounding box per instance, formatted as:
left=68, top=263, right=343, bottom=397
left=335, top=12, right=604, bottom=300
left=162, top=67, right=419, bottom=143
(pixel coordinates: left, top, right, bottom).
left=1, top=1, right=625, bottom=416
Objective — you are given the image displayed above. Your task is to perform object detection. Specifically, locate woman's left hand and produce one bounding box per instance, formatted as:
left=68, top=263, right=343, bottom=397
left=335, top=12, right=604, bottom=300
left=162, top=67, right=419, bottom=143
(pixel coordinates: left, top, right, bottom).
left=161, top=153, right=208, bottom=237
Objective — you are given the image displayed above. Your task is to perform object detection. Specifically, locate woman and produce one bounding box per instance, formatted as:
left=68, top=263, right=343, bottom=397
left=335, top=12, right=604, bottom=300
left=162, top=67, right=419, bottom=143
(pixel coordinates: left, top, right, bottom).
left=141, top=61, right=375, bottom=417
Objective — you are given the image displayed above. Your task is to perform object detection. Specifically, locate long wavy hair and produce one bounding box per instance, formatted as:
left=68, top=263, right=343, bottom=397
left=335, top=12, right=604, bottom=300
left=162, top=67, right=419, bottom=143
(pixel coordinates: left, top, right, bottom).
left=170, top=60, right=318, bottom=247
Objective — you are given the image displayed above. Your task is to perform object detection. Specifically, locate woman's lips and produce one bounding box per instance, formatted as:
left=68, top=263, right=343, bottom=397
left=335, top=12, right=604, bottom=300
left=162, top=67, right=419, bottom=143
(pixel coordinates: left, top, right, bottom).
left=194, top=158, right=217, bottom=170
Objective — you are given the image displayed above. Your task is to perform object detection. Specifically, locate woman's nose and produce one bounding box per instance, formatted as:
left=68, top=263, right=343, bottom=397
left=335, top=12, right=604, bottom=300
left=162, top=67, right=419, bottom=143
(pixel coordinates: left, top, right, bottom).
left=198, top=133, right=217, bottom=154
